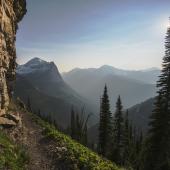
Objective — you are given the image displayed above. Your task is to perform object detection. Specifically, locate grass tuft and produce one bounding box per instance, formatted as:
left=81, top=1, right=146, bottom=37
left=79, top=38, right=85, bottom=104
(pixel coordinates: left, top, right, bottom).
left=0, top=131, right=29, bottom=170
left=31, top=113, right=123, bottom=170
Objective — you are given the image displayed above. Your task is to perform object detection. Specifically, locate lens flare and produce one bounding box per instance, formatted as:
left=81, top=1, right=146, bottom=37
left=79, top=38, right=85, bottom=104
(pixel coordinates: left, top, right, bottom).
left=167, top=17, right=170, bottom=28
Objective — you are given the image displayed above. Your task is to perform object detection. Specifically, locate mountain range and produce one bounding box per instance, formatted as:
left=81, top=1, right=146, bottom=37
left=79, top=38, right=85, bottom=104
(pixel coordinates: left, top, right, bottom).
left=63, top=65, right=159, bottom=109
left=14, top=57, right=159, bottom=130
left=15, top=58, right=97, bottom=128
left=63, top=65, right=160, bottom=84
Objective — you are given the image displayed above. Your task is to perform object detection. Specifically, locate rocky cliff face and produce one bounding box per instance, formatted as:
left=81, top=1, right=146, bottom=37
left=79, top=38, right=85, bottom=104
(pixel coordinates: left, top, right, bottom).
left=0, top=0, right=26, bottom=115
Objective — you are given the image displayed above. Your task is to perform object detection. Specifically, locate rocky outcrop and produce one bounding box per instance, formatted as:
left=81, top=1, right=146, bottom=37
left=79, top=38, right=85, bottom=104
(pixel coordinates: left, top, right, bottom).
left=0, top=117, right=16, bottom=128
left=0, top=0, right=26, bottom=128
left=0, top=0, right=26, bottom=116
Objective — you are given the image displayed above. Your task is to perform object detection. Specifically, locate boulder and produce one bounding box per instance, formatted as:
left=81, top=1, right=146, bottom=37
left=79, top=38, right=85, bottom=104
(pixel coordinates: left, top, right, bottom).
left=0, top=109, right=6, bottom=117
left=0, top=117, right=16, bottom=128
left=3, top=112, right=21, bottom=124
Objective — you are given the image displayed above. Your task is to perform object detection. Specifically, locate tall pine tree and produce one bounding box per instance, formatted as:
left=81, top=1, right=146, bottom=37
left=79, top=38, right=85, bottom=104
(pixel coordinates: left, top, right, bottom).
left=142, top=20, right=170, bottom=170
left=112, top=95, right=124, bottom=165
left=98, top=85, right=112, bottom=157
left=122, top=110, right=131, bottom=168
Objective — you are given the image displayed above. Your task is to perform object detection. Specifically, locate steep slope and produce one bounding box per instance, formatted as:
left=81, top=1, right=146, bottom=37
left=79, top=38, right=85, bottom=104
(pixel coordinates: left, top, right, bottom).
left=1, top=103, right=122, bottom=170
left=63, top=66, right=157, bottom=108
left=17, top=58, right=82, bottom=103
left=14, top=75, right=73, bottom=127
left=0, top=130, right=28, bottom=170
left=128, top=97, right=155, bottom=132
left=15, top=58, right=97, bottom=127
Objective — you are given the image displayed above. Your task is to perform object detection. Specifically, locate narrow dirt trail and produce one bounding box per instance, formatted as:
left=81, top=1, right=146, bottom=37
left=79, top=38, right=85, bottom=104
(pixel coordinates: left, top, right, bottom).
left=20, top=111, right=56, bottom=170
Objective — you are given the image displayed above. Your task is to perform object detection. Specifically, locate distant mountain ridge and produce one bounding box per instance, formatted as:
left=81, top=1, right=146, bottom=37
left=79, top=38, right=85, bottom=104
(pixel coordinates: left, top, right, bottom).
left=15, top=58, right=97, bottom=128
left=63, top=65, right=158, bottom=109
left=15, top=58, right=158, bottom=128
left=63, top=65, right=160, bottom=84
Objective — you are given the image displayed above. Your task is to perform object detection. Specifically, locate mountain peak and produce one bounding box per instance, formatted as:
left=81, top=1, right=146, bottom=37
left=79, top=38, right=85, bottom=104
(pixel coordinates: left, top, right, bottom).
left=17, top=57, right=57, bottom=75
left=97, top=65, right=126, bottom=76
left=99, top=65, right=116, bottom=71
left=25, top=57, right=47, bottom=66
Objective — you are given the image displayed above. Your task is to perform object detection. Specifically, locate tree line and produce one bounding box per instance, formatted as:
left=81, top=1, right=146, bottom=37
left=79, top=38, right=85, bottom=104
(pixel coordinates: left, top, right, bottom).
left=98, top=85, right=143, bottom=170
left=69, top=107, right=91, bottom=146
left=98, top=22, right=170, bottom=170
left=141, top=21, right=170, bottom=170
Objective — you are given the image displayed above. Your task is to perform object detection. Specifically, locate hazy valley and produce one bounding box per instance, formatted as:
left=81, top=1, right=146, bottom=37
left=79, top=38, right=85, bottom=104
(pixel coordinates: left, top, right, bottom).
left=14, top=57, right=158, bottom=132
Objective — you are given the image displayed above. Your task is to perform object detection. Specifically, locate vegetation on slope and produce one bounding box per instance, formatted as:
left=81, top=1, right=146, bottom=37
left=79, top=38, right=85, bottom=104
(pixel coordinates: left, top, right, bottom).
left=31, top=113, right=123, bottom=170
left=0, top=130, right=28, bottom=170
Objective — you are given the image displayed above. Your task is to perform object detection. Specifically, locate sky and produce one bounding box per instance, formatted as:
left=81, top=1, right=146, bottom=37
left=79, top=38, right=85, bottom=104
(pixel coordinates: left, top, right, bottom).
left=16, top=0, right=170, bottom=72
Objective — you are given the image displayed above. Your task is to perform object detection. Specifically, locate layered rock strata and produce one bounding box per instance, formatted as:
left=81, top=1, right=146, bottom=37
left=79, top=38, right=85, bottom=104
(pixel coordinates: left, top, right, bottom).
left=0, top=0, right=26, bottom=124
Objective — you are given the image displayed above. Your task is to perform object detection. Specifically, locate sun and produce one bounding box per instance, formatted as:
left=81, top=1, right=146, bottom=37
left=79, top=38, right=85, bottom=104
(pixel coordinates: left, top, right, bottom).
left=161, top=18, right=170, bottom=31
left=165, top=18, right=170, bottom=28
left=166, top=22, right=170, bottom=28
left=155, top=17, right=170, bottom=34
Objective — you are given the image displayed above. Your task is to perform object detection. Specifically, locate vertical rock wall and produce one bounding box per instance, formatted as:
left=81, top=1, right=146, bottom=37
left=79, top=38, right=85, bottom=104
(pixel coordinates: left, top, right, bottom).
left=0, top=0, right=26, bottom=115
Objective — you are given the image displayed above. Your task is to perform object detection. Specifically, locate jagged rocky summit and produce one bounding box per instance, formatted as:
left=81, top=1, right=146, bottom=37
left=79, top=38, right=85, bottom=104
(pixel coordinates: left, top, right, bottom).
left=0, top=0, right=26, bottom=126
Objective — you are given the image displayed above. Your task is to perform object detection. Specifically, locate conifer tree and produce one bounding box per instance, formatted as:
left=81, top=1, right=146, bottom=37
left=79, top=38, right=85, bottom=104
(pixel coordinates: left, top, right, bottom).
left=75, top=113, right=81, bottom=141
left=126, top=122, right=138, bottom=169
left=70, top=107, right=76, bottom=139
left=135, top=131, right=143, bottom=170
left=124, top=124, right=141, bottom=170
left=70, top=107, right=90, bottom=145
left=142, top=21, right=170, bottom=170
left=98, top=85, right=112, bottom=157
left=112, top=95, right=124, bottom=165
left=83, top=123, right=88, bottom=146
left=122, top=110, right=131, bottom=167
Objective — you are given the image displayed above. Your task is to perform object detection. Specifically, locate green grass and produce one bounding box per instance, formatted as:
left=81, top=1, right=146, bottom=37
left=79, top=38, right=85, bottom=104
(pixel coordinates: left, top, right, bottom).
left=0, top=130, right=29, bottom=170
left=31, top=113, right=124, bottom=170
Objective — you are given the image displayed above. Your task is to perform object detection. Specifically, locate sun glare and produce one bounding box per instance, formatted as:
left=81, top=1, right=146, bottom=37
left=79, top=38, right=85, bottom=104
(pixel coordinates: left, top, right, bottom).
left=164, top=17, right=170, bottom=28
left=166, top=20, right=170, bottom=28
